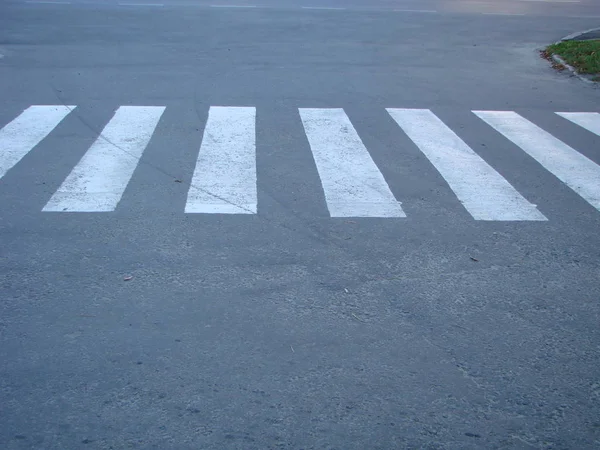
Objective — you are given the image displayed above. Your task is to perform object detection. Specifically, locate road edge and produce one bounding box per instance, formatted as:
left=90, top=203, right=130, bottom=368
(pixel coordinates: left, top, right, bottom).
left=560, top=27, right=600, bottom=42
left=549, top=27, right=600, bottom=84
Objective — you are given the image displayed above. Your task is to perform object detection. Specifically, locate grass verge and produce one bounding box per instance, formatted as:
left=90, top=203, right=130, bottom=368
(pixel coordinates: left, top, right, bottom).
left=542, top=40, right=600, bottom=81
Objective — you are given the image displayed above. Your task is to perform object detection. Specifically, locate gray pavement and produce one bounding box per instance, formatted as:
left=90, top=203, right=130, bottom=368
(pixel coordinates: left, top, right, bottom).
left=1, top=1, right=600, bottom=449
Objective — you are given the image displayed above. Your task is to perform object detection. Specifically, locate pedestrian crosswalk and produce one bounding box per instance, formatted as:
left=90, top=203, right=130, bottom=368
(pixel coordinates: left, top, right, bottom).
left=0, top=104, right=599, bottom=220
left=387, top=108, right=546, bottom=221
left=300, top=108, right=405, bottom=218
left=474, top=110, right=600, bottom=213
left=186, top=106, right=257, bottom=214
left=43, top=106, right=166, bottom=212
left=0, top=105, right=74, bottom=180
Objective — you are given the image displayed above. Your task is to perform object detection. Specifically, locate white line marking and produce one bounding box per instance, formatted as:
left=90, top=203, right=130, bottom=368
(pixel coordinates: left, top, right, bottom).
left=475, top=110, right=600, bottom=212
left=25, top=1, right=71, bottom=4
left=483, top=12, right=525, bottom=16
left=387, top=109, right=545, bottom=221
left=300, top=108, right=405, bottom=218
left=44, top=106, right=164, bottom=212
left=0, top=105, right=74, bottom=180
left=209, top=4, right=257, bottom=7
left=520, top=0, right=579, bottom=2
left=185, top=107, right=256, bottom=214
left=118, top=3, right=164, bottom=6
left=302, top=6, right=345, bottom=9
left=556, top=112, right=600, bottom=137
left=393, top=9, right=437, bottom=13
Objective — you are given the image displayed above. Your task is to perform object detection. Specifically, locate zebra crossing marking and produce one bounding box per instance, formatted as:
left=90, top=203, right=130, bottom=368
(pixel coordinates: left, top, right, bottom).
left=0, top=104, right=598, bottom=219
left=475, top=110, right=600, bottom=212
left=299, top=108, right=405, bottom=218
left=0, top=105, right=74, bottom=180
left=185, top=106, right=257, bottom=214
left=556, top=112, right=600, bottom=137
left=387, top=108, right=546, bottom=221
left=43, top=106, right=165, bottom=212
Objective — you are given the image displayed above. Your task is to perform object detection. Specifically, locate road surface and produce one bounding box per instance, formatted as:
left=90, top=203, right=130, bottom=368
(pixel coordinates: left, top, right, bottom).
left=1, top=0, right=600, bottom=448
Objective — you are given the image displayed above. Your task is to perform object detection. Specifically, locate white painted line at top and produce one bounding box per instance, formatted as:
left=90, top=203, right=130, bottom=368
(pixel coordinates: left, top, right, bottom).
left=302, top=6, right=345, bottom=10
left=556, top=112, right=600, bottom=137
left=300, top=108, right=405, bottom=218
left=25, top=1, right=71, bottom=4
left=209, top=4, right=257, bottom=7
left=119, top=3, right=164, bottom=6
left=185, top=107, right=257, bottom=214
left=44, top=106, right=165, bottom=212
left=387, top=108, right=546, bottom=221
left=483, top=12, right=526, bottom=16
left=393, top=9, right=437, bottom=13
left=0, top=105, right=74, bottom=180
left=475, top=110, right=600, bottom=212
left=520, top=0, right=580, bottom=2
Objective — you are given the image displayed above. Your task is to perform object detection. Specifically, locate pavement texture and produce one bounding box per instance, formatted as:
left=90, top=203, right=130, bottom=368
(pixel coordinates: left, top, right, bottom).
left=1, top=2, right=600, bottom=449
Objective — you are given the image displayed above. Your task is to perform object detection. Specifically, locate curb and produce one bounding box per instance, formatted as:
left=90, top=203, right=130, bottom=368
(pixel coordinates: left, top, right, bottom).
left=560, top=27, right=600, bottom=42
left=548, top=27, right=600, bottom=84
left=550, top=54, right=594, bottom=84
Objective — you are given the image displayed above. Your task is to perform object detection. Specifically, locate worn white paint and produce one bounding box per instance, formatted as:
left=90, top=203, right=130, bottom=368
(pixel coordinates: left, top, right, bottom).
left=0, top=105, right=74, bottom=180
left=556, top=112, right=600, bottom=137
left=393, top=9, right=437, bottom=12
left=520, top=0, right=579, bottom=3
left=301, top=6, right=345, bottom=10
left=387, top=108, right=546, bottom=220
left=44, top=106, right=164, bottom=212
left=475, top=110, right=600, bottom=211
left=118, top=3, right=164, bottom=6
left=185, top=106, right=257, bottom=214
left=300, top=108, right=405, bottom=218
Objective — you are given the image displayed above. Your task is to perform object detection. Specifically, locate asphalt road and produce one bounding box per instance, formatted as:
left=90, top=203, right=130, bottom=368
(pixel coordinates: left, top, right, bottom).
left=1, top=1, right=600, bottom=449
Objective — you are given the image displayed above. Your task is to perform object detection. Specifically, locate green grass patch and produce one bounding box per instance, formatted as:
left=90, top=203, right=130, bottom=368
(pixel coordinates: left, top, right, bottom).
left=545, top=40, right=600, bottom=76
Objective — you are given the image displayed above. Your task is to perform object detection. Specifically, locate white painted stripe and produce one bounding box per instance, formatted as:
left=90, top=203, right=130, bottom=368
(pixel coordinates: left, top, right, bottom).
left=302, top=6, right=345, bottom=10
left=475, top=110, right=600, bottom=211
left=300, top=108, right=405, bottom=218
left=393, top=9, right=437, bottom=13
left=185, top=107, right=256, bottom=214
left=25, top=1, right=71, bottom=4
left=520, top=0, right=579, bottom=3
left=209, top=4, right=257, bottom=7
left=387, top=109, right=545, bottom=221
left=556, top=112, right=600, bottom=137
left=43, top=106, right=164, bottom=212
left=0, top=105, right=74, bottom=180
left=483, top=12, right=525, bottom=16
left=119, top=3, right=164, bottom=6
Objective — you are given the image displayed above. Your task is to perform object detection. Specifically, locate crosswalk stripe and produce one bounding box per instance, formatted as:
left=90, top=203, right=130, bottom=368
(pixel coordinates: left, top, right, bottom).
left=185, top=106, right=257, bottom=214
left=387, top=109, right=546, bottom=221
left=299, top=108, right=405, bottom=218
left=556, top=112, right=600, bottom=137
left=475, top=110, right=600, bottom=211
left=43, top=106, right=165, bottom=212
left=0, top=105, right=74, bottom=181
